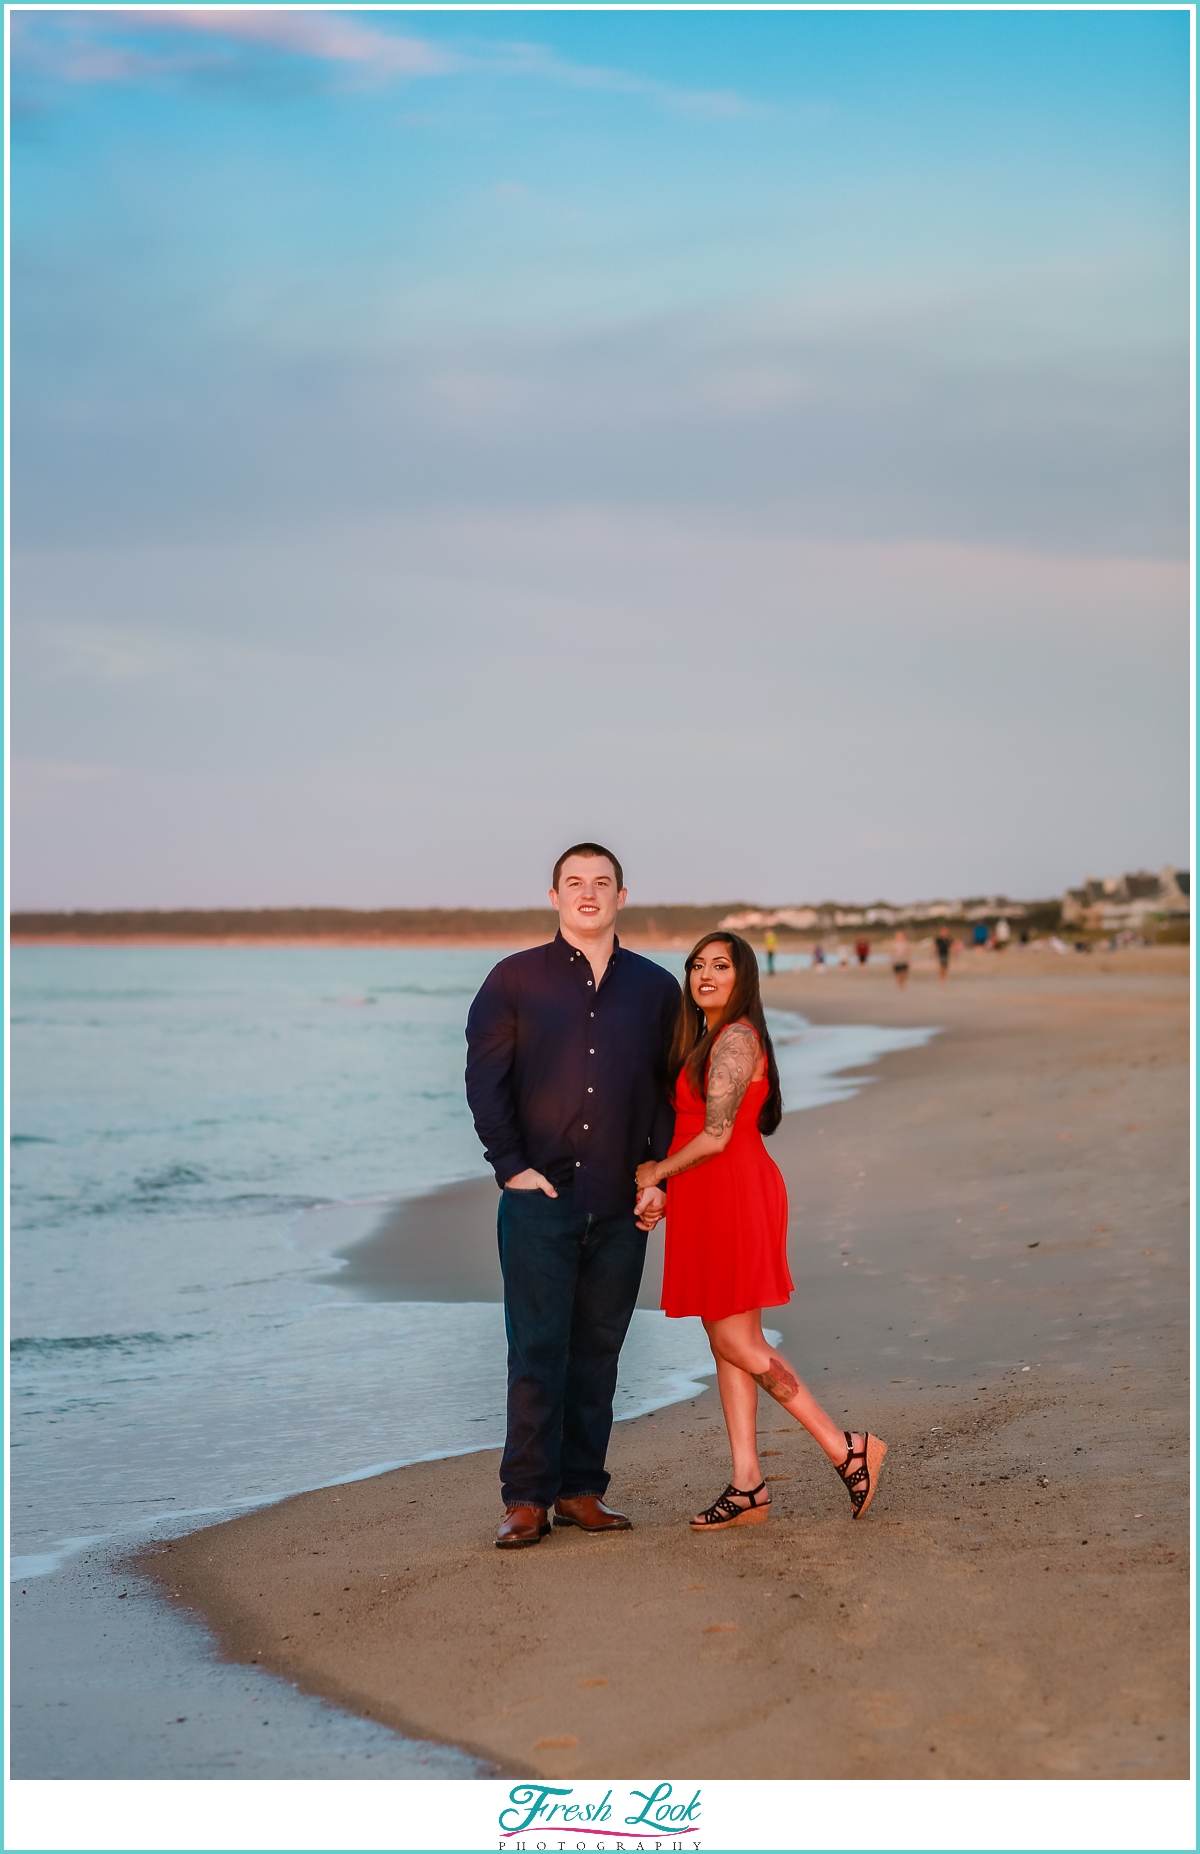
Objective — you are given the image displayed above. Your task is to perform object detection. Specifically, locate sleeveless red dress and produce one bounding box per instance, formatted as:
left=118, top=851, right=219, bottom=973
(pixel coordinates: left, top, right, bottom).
left=660, top=1032, right=793, bottom=1320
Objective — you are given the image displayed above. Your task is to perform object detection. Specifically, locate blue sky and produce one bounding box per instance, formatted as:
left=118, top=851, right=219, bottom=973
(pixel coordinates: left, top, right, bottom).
left=10, top=6, right=1192, bottom=908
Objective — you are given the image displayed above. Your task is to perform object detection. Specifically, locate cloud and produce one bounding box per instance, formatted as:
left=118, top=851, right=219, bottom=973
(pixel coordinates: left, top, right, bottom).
left=12, top=8, right=455, bottom=94
left=481, top=40, right=756, bottom=119
left=150, top=9, right=457, bottom=78
left=11, top=10, right=754, bottom=115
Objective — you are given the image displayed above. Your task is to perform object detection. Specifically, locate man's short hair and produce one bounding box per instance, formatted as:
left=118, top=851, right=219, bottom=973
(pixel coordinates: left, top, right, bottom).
left=552, top=842, right=624, bottom=892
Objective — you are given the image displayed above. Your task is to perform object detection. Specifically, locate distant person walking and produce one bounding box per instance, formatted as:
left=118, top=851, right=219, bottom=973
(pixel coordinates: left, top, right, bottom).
left=934, top=927, right=953, bottom=983
left=855, top=936, right=870, bottom=966
left=973, top=922, right=990, bottom=951
left=811, top=942, right=826, bottom=970
left=764, top=928, right=778, bottom=976
left=465, top=843, right=680, bottom=1548
left=995, top=917, right=1011, bottom=951
left=891, top=930, right=910, bottom=989
left=635, top=933, right=887, bottom=1529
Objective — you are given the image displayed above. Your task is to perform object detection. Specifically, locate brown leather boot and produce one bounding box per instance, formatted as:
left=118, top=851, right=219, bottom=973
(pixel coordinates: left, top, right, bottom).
left=553, top=1495, right=632, bottom=1532
left=495, top=1504, right=551, bottom=1549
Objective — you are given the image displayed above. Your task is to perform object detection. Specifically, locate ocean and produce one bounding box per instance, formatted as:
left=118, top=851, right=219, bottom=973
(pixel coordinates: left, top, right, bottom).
left=10, top=943, right=936, bottom=1582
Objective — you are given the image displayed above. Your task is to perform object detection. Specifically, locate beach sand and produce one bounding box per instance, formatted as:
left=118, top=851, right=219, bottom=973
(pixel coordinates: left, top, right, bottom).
left=140, top=949, right=1189, bottom=1779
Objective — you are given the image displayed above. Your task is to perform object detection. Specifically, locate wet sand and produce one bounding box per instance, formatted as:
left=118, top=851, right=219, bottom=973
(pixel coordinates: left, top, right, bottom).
left=141, top=949, right=1189, bottom=1779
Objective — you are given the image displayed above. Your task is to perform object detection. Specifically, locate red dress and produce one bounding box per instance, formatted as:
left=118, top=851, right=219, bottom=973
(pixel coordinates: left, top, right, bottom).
left=660, top=1036, right=793, bottom=1320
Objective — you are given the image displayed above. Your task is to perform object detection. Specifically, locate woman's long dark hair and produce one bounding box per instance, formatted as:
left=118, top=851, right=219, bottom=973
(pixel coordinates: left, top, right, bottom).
left=669, top=932, right=782, bottom=1135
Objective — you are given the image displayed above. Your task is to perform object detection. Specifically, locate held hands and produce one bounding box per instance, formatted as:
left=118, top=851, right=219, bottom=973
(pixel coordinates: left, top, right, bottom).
left=505, top=1168, right=559, bottom=1197
left=634, top=1184, right=666, bottom=1231
left=634, top=1158, right=666, bottom=1232
left=504, top=1167, right=664, bottom=1226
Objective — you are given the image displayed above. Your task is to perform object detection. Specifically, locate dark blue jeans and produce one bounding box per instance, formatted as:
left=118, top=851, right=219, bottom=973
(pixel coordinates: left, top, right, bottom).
left=497, top=1187, right=647, bottom=1509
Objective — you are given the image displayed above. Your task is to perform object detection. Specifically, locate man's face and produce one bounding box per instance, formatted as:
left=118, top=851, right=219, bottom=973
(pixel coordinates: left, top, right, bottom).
left=550, top=857, right=626, bottom=937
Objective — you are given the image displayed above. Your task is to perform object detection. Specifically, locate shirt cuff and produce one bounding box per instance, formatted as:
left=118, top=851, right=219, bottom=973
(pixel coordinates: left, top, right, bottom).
left=491, top=1152, right=530, bottom=1188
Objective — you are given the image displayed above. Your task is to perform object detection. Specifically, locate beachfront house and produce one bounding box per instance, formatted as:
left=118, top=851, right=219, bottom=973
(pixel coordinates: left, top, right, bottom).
left=719, top=907, right=822, bottom=931
left=1060, top=866, right=1191, bottom=933
left=719, top=897, right=1029, bottom=932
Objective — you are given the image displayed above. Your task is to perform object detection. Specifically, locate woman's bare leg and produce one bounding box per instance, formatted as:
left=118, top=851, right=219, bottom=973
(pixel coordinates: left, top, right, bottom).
left=713, top=1351, right=762, bottom=1492
left=704, top=1309, right=859, bottom=1465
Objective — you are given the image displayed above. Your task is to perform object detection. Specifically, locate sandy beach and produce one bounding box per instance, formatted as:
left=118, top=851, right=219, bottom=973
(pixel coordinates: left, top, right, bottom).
left=138, top=948, right=1189, bottom=1780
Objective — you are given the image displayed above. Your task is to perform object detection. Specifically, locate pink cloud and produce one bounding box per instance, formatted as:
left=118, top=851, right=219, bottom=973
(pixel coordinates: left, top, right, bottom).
left=15, top=10, right=752, bottom=115
left=13, top=9, right=456, bottom=88
left=152, top=10, right=457, bottom=77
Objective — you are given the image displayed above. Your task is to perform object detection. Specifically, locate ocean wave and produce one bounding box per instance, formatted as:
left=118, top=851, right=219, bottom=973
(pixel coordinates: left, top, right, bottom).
left=133, top=1163, right=206, bottom=1193
left=11, top=1332, right=201, bottom=1357
left=370, top=984, right=479, bottom=997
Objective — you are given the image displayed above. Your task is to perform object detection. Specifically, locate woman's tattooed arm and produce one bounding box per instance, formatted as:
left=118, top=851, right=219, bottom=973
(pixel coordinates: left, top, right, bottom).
left=704, top=1023, right=760, bottom=1137
left=638, top=1015, right=760, bottom=1186
left=634, top=1021, right=761, bottom=1189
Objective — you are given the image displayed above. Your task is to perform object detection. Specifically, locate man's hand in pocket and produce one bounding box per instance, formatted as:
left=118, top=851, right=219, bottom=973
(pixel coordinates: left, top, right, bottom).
left=505, top=1168, right=559, bottom=1196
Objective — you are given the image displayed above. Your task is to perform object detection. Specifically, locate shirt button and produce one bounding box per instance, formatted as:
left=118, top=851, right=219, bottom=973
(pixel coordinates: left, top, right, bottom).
left=587, top=981, right=592, bottom=987
left=583, top=1123, right=589, bottom=1130
left=589, top=1048, right=595, bottom=1054
left=587, top=1087, right=593, bottom=1093
left=576, top=1161, right=581, bottom=1167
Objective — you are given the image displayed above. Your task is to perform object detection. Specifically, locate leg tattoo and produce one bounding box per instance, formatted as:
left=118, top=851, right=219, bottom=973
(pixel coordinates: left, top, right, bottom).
left=752, top=1354, right=800, bottom=1404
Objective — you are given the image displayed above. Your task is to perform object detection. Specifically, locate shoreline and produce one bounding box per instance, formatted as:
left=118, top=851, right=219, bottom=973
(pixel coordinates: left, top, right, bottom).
left=13, top=990, right=932, bottom=1780
left=136, top=956, right=1189, bottom=1779
left=14, top=988, right=922, bottom=1579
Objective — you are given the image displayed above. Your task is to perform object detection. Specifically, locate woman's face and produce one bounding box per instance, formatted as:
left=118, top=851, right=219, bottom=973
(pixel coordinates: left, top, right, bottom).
left=689, top=942, right=737, bottom=1014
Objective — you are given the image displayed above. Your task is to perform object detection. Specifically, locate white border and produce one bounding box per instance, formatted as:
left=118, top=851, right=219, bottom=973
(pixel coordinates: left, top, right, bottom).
left=2, top=1776, right=1198, bottom=1851
left=4, top=0, right=13, bottom=1836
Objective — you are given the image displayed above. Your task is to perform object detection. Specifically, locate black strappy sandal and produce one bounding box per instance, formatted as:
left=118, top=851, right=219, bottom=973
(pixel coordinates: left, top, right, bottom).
left=835, top=1431, right=888, bottom=1520
left=690, top=1481, right=771, bottom=1530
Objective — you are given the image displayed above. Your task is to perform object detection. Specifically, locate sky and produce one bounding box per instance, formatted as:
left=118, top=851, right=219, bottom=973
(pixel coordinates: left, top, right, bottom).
left=9, top=5, right=1192, bottom=910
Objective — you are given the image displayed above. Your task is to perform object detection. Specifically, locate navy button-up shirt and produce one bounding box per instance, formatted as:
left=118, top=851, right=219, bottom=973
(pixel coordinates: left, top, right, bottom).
left=465, top=932, right=681, bottom=1217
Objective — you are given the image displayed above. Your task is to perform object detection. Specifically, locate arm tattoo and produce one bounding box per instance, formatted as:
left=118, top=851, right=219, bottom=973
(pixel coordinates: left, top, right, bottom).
left=704, top=1023, right=759, bottom=1137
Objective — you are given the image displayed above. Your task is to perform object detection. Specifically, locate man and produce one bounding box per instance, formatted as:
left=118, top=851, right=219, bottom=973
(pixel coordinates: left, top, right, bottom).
left=465, top=843, right=681, bottom=1548
left=764, top=928, right=777, bottom=976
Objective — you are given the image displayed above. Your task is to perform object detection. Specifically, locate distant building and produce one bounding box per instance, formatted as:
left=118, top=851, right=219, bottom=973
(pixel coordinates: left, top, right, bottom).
left=718, top=907, right=820, bottom=931
left=718, top=897, right=1025, bottom=931
left=1060, top=866, right=1190, bottom=932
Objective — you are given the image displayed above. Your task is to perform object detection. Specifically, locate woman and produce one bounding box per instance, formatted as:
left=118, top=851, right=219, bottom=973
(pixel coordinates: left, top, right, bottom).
left=636, top=933, right=887, bottom=1530
left=891, top=929, right=910, bottom=989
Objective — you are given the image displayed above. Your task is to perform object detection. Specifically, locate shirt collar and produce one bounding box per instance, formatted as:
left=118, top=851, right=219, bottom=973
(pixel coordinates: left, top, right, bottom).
left=555, top=929, right=621, bottom=969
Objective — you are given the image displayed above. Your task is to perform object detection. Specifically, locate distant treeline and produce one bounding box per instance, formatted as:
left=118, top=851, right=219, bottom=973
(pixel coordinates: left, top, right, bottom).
left=11, top=900, right=1073, bottom=940
left=9, top=904, right=748, bottom=940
